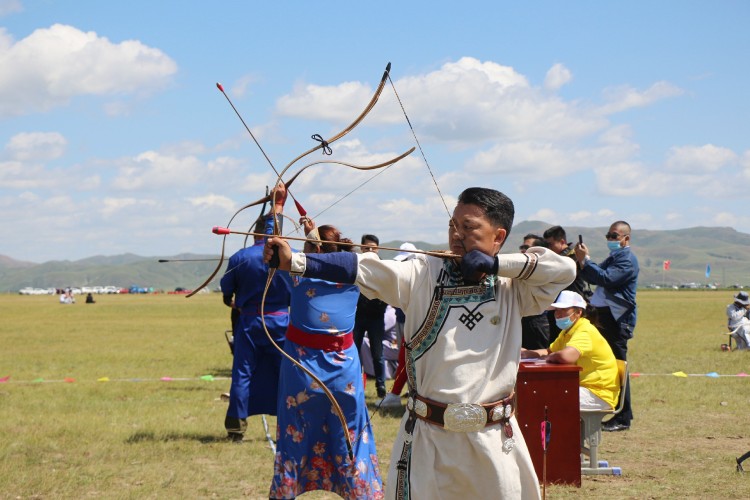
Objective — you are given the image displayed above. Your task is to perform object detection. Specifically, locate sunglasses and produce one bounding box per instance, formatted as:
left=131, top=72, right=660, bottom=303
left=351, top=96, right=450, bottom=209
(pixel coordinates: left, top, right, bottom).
left=605, top=232, right=623, bottom=240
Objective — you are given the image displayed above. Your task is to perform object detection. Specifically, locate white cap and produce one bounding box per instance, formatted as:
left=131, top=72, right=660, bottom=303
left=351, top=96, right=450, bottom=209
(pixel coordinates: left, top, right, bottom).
left=550, top=290, right=587, bottom=309
left=734, top=291, right=750, bottom=306
left=394, top=242, right=418, bottom=261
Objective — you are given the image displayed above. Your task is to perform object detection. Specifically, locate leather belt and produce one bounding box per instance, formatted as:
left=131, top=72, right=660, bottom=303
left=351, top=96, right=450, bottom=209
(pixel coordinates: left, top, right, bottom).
left=407, top=392, right=515, bottom=433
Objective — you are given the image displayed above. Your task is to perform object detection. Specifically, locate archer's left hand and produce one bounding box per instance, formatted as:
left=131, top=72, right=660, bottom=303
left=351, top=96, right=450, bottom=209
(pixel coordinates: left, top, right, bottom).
left=460, top=250, right=498, bottom=282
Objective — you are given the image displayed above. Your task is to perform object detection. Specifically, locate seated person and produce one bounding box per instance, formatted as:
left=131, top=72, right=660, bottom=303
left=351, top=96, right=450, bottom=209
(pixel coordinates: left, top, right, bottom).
left=522, top=290, right=620, bottom=410
left=726, top=291, right=750, bottom=350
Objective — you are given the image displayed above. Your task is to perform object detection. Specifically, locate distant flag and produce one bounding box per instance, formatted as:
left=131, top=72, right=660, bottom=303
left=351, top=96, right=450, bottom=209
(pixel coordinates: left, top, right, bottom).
left=663, top=260, right=671, bottom=271
left=705, top=263, right=711, bottom=278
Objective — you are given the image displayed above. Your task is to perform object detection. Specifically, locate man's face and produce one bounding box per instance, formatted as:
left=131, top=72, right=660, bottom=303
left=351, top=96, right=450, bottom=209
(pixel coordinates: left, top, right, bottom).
left=449, top=202, right=506, bottom=257
left=545, top=238, right=568, bottom=254
left=554, top=306, right=582, bottom=321
left=361, top=241, right=378, bottom=254
left=606, top=223, right=630, bottom=248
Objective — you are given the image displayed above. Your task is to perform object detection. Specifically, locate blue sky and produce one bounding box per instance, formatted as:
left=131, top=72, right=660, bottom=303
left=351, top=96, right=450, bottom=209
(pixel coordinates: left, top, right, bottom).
left=1, top=1, right=748, bottom=263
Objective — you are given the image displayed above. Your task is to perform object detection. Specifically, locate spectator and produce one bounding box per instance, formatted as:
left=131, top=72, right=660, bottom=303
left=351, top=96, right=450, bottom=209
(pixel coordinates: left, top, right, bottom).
left=520, top=235, right=552, bottom=350
left=522, top=290, right=620, bottom=410
left=221, top=184, right=293, bottom=443
left=726, top=291, right=750, bottom=350
left=575, top=220, right=639, bottom=432
left=543, top=225, right=592, bottom=300
left=353, top=234, right=388, bottom=398
left=544, top=225, right=593, bottom=337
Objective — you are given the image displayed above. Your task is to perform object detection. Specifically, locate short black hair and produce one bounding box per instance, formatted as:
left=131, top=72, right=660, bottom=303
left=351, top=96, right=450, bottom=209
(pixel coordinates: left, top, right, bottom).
left=361, top=234, right=379, bottom=245
left=523, top=233, right=544, bottom=242
left=612, top=221, right=631, bottom=236
left=543, top=225, right=567, bottom=241
left=457, top=187, right=514, bottom=236
left=522, top=235, right=547, bottom=248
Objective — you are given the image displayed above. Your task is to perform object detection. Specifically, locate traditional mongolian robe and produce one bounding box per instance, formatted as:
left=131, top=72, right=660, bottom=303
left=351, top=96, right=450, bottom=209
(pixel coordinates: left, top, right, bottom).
left=292, top=247, right=575, bottom=499
left=270, top=276, right=383, bottom=500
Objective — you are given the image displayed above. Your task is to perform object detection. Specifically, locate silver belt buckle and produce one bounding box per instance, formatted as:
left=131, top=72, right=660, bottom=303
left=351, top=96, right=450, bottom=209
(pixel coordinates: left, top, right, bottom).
left=443, top=403, right=487, bottom=432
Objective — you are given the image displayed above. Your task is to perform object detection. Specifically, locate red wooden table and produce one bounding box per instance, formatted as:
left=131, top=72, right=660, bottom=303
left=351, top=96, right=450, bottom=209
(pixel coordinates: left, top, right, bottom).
left=516, top=361, right=582, bottom=487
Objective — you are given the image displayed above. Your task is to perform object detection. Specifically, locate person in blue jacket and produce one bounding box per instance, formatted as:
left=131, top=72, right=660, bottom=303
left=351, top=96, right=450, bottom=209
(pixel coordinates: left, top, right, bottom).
left=221, top=184, right=293, bottom=442
left=575, top=220, right=639, bottom=432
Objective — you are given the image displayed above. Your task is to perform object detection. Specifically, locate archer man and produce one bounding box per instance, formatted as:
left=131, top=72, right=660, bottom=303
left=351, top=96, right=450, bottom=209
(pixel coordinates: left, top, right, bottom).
left=265, top=187, right=575, bottom=499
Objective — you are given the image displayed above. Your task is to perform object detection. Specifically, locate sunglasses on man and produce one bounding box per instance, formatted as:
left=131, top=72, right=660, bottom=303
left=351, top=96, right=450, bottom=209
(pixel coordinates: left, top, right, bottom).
left=605, top=232, right=627, bottom=240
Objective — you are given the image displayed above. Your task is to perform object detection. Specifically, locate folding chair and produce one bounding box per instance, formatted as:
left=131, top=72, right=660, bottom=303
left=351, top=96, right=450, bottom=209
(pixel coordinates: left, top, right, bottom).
left=725, top=325, right=750, bottom=351
left=580, top=359, right=628, bottom=475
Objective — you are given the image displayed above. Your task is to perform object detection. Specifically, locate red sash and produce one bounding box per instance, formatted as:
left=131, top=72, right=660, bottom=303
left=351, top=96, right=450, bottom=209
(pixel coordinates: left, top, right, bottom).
left=286, top=324, right=353, bottom=352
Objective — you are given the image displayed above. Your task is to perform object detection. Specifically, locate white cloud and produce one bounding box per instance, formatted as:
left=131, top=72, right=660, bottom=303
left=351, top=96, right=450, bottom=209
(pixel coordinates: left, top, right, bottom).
left=595, top=162, right=668, bottom=196
left=5, top=131, right=67, bottom=161
left=188, top=194, right=237, bottom=213
left=112, top=151, right=205, bottom=190
left=526, top=208, right=558, bottom=222
left=598, top=81, right=684, bottom=115
left=0, top=160, right=51, bottom=189
left=100, top=197, right=138, bottom=217
left=544, top=63, right=572, bottom=90
left=467, top=124, right=639, bottom=179
left=665, top=144, right=737, bottom=173
left=231, top=73, right=260, bottom=98
left=0, top=24, right=177, bottom=117
left=568, top=210, right=594, bottom=222
left=740, top=150, right=750, bottom=179
left=276, top=57, right=607, bottom=145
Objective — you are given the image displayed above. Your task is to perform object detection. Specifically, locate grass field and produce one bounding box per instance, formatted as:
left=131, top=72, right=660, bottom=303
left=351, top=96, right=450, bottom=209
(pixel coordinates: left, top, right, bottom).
left=1, top=290, right=749, bottom=499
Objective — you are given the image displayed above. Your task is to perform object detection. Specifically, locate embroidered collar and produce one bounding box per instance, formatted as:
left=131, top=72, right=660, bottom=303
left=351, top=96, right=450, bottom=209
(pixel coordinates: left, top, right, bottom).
left=441, top=260, right=496, bottom=288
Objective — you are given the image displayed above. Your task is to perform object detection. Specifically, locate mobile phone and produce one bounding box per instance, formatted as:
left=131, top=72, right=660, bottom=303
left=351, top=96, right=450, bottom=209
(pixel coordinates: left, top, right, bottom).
left=578, top=235, right=583, bottom=245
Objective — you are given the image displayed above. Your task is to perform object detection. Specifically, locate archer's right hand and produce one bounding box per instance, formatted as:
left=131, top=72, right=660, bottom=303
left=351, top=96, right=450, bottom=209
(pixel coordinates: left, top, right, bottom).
left=264, top=237, right=293, bottom=271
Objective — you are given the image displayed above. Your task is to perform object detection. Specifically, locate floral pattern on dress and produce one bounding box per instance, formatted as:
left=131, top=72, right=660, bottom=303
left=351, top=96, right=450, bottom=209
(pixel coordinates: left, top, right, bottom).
left=270, top=277, right=382, bottom=499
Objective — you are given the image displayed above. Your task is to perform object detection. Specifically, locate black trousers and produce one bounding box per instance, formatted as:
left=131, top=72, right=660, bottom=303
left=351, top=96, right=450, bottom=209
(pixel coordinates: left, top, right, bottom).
left=595, top=307, right=633, bottom=425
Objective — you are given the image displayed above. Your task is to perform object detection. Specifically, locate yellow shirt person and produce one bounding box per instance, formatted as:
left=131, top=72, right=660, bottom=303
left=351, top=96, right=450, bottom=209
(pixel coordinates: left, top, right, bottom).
left=523, top=290, right=620, bottom=410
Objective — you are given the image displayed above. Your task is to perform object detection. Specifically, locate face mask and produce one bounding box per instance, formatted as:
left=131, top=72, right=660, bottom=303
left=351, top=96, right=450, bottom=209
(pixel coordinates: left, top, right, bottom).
left=607, top=241, right=621, bottom=252
left=555, top=315, right=575, bottom=330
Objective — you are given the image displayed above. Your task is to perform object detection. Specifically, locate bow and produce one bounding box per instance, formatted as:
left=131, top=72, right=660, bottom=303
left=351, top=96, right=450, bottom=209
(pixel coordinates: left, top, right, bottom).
left=262, top=63, right=407, bottom=462
left=188, top=62, right=396, bottom=297
left=195, top=63, right=409, bottom=462
left=186, top=148, right=413, bottom=297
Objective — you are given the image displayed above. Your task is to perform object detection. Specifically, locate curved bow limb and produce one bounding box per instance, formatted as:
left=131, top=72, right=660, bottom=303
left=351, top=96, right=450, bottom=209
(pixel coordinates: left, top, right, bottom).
left=276, top=62, right=392, bottom=182
left=186, top=146, right=413, bottom=297
left=190, top=63, right=393, bottom=298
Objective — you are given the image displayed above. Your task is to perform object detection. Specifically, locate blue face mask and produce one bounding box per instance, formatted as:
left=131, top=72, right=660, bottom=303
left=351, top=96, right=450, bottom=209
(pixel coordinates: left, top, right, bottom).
left=555, top=315, right=575, bottom=330
left=607, top=241, right=621, bottom=252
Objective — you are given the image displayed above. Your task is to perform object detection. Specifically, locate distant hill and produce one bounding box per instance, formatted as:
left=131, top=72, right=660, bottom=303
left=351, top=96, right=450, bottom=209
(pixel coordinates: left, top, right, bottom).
left=510, top=222, right=750, bottom=287
left=2, top=223, right=749, bottom=292
left=0, top=253, right=224, bottom=293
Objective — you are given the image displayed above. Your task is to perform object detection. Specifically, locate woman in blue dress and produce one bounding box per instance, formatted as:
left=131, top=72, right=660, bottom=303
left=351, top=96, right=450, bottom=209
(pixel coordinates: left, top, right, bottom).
left=269, top=220, right=383, bottom=500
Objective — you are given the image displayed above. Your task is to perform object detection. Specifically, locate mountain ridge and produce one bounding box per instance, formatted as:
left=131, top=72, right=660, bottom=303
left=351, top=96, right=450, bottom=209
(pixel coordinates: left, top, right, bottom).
left=3, top=223, right=749, bottom=291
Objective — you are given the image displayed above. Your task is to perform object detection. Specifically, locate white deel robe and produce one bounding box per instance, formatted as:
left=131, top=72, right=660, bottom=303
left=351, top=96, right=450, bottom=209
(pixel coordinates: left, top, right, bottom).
left=353, top=247, right=575, bottom=499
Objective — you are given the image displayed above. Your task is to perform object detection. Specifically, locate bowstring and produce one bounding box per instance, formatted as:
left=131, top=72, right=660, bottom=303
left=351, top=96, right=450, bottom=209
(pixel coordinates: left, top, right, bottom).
left=304, top=162, right=395, bottom=223
left=351, top=71, right=459, bottom=447
left=221, top=213, right=301, bottom=279
left=387, top=74, right=452, bottom=220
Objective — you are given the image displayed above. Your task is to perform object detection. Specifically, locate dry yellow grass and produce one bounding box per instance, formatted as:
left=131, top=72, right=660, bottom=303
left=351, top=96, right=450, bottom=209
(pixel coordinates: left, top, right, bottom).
left=1, top=290, right=749, bottom=499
